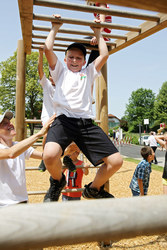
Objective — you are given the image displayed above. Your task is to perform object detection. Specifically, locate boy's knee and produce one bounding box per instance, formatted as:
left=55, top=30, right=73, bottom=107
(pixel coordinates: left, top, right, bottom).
left=107, top=153, right=123, bottom=170
left=43, top=153, right=54, bottom=166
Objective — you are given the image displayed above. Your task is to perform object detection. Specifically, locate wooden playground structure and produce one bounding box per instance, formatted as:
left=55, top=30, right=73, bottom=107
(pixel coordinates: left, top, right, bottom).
left=1, top=0, right=167, bottom=249
left=16, top=0, right=167, bottom=141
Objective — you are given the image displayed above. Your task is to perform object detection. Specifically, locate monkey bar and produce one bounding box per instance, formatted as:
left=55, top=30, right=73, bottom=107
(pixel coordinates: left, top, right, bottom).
left=16, top=0, right=167, bottom=141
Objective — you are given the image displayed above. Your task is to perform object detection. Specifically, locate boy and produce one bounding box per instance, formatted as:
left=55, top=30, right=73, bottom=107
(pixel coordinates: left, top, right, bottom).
left=37, top=46, right=56, bottom=172
left=0, top=110, right=56, bottom=207
left=62, top=143, right=89, bottom=201
left=129, top=146, right=154, bottom=196
left=43, top=15, right=123, bottom=202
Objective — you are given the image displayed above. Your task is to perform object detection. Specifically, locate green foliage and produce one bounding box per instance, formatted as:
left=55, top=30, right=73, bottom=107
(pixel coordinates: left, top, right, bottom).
left=130, top=134, right=139, bottom=145
left=0, top=52, right=17, bottom=110
left=120, top=119, right=128, bottom=131
left=0, top=51, right=49, bottom=120
left=154, top=81, right=167, bottom=123
left=124, top=88, right=155, bottom=132
left=108, top=129, right=113, bottom=137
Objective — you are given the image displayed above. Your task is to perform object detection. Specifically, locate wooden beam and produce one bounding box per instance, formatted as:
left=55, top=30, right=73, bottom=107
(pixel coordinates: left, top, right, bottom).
left=32, top=41, right=99, bottom=51
left=90, top=0, right=167, bottom=13
left=32, top=25, right=127, bottom=40
left=33, top=0, right=160, bottom=21
left=18, top=0, right=33, bottom=54
left=92, top=0, right=167, bottom=13
left=15, top=40, right=26, bottom=141
left=32, top=45, right=66, bottom=52
left=33, top=14, right=141, bottom=32
left=110, top=13, right=167, bottom=55
left=32, top=33, right=116, bottom=47
left=0, top=196, right=167, bottom=249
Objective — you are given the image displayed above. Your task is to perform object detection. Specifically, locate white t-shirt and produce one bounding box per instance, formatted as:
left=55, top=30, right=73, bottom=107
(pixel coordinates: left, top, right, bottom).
left=0, top=142, right=34, bottom=207
left=40, top=74, right=56, bottom=125
left=148, top=135, right=157, bottom=147
left=50, top=60, right=100, bottom=119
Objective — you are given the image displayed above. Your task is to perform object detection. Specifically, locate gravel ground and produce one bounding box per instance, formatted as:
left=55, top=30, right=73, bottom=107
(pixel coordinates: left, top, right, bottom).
left=25, top=150, right=167, bottom=250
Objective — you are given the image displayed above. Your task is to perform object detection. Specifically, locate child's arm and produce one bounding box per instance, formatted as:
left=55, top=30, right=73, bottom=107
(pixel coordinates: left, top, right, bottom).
left=38, top=46, right=44, bottom=80
left=138, top=179, right=144, bottom=196
left=83, top=163, right=89, bottom=175
left=90, top=3, right=107, bottom=46
left=91, top=19, right=109, bottom=72
left=44, top=14, right=62, bottom=70
left=155, top=135, right=166, bottom=148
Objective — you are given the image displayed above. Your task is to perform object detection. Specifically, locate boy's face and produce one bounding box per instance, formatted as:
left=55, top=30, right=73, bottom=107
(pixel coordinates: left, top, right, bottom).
left=0, top=118, right=16, bottom=139
left=64, top=48, right=86, bottom=72
left=147, top=149, right=155, bottom=163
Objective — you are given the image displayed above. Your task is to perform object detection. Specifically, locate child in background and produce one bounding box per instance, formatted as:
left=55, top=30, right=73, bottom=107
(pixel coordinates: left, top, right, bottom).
left=86, top=1, right=112, bottom=65
left=86, top=1, right=112, bottom=104
left=129, top=146, right=154, bottom=196
left=38, top=46, right=56, bottom=172
left=62, top=143, right=89, bottom=201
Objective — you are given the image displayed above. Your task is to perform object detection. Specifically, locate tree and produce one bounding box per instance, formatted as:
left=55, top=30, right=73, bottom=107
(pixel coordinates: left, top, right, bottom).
left=124, top=88, right=155, bottom=132
left=154, top=81, right=167, bottom=124
left=0, top=51, right=49, bottom=134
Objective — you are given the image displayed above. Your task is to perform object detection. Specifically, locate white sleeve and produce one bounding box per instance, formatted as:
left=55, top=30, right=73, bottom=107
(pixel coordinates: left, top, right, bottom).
left=49, top=59, right=64, bottom=84
left=40, top=74, right=47, bottom=88
left=24, top=147, right=35, bottom=160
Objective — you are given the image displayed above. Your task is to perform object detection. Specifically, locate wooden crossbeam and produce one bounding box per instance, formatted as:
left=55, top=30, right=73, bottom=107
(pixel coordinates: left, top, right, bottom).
left=32, top=33, right=116, bottom=47
left=110, top=13, right=167, bottom=54
left=33, top=13, right=141, bottom=32
left=32, top=41, right=99, bottom=51
left=91, top=0, right=167, bottom=14
left=32, top=25, right=127, bottom=40
left=1, top=196, right=167, bottom=249
left=33, top=0, right=160, bottom=21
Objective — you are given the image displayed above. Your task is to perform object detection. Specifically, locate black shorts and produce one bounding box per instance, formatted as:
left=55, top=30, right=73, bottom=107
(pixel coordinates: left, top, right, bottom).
left=46, top=114, right=118, bottom=166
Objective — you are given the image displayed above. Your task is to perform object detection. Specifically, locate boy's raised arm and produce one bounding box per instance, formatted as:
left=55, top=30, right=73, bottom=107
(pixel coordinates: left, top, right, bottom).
left=38, top=45, right=44, bottom=80
left=44, top=15, right=63, bottom=70
left=91, top=19, right=109, bottom=72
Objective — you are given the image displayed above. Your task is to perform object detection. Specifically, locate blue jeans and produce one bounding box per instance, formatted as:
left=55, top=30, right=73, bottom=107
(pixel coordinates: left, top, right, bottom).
left=131, top=190, right=140, bottom=196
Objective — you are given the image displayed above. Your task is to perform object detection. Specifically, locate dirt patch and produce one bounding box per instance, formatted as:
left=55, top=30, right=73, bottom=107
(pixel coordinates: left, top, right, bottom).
left=25, top=152, right=167, bottom=249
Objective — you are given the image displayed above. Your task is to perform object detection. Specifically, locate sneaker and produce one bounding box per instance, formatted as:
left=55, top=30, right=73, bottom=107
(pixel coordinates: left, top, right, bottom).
left=63, top=155, right=76, bottom=172
left=82, top=182, right=115, bottom=199
left=43, top=174, right=66, bottom=202
left=38, top=160, right=46, bottom=172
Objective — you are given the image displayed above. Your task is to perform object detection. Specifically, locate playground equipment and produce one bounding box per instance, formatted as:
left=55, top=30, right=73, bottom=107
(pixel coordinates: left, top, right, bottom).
left=17, top=0, right=167, bottom=141
left=6, top=1, right=167, bottom=248
left=0, top=195, right=167, bottom=249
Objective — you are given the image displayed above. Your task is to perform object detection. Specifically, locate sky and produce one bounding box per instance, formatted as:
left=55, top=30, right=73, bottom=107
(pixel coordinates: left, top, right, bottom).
left=0, top=0, right=167, bottom=119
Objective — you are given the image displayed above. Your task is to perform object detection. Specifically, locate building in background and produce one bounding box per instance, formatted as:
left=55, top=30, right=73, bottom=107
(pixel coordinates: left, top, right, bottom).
left=108, top=114, right=120, bottom=129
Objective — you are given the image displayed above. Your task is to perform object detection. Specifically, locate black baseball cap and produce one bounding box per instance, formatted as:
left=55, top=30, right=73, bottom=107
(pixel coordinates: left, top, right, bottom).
left=65, top=43, right=86, bottom=58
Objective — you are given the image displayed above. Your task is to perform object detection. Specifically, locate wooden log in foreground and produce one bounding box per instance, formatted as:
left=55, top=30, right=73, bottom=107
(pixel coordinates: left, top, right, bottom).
left=0, top=195, right=167, bottom=249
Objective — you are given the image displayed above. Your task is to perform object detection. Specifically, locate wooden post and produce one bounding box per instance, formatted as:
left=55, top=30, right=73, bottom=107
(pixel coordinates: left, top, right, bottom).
left=99, top=63, right=108, bottom=135
left=98, top=63, right=109, bottom=195
left=15, top=40, right=26, bottom=141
